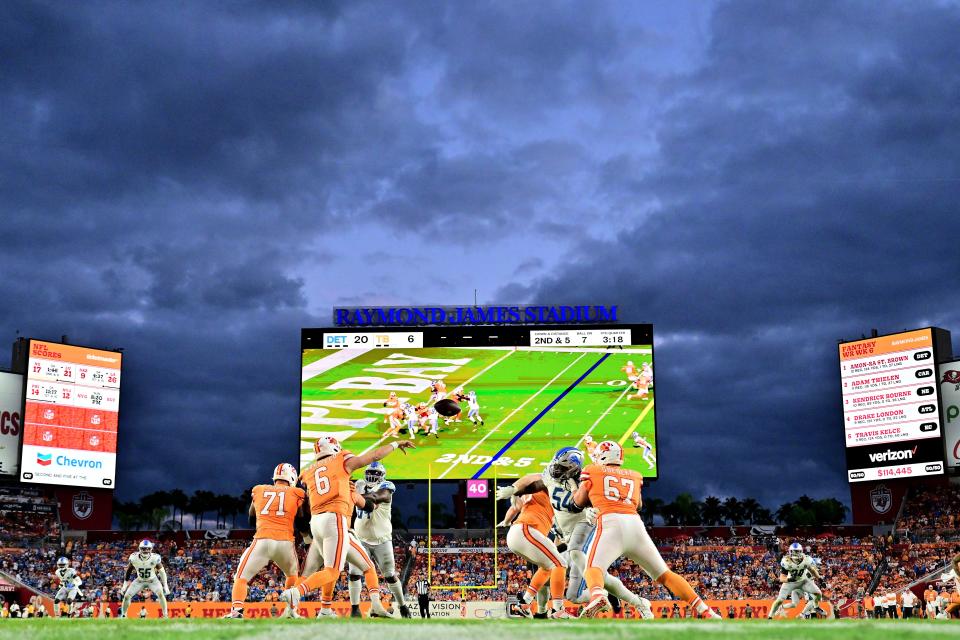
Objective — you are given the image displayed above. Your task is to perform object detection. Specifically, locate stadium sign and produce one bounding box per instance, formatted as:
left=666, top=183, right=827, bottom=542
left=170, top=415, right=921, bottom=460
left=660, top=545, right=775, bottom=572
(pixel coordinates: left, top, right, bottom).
left=332, top=304, right=618, bottom=327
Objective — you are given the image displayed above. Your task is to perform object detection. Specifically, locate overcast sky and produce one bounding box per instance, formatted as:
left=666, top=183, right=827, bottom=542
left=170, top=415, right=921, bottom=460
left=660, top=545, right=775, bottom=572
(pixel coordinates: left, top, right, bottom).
left=2, top=1, right=959, bottom=510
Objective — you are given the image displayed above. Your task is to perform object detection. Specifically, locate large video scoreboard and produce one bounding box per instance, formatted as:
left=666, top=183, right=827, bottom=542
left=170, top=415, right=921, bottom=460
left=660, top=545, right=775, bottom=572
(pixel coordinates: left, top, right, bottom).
left=301, top=324, right=657, bottom=480
left=839, top=328, right=947, bottom=482
left=19, top=340, right=122, bottom=488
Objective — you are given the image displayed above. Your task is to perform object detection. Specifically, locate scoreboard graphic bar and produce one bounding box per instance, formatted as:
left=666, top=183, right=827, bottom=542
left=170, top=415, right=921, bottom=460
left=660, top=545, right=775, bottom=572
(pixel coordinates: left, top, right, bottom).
left=19, top=340, right=123, bottom=489
left=839, top=328, right=947, bottom=483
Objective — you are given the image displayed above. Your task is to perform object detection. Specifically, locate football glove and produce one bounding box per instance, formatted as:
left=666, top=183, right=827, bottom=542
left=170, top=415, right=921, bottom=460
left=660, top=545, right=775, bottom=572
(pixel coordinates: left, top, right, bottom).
left=495, top=518, right=511, bottom=528
left=584, top=507, right=599, bottom=526
left=495, top=485, right=516, bottom=500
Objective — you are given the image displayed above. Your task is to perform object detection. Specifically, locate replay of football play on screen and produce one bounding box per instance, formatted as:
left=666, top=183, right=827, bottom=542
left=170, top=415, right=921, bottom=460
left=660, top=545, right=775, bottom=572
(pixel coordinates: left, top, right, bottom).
left=300, top=324, right=657, bottom=480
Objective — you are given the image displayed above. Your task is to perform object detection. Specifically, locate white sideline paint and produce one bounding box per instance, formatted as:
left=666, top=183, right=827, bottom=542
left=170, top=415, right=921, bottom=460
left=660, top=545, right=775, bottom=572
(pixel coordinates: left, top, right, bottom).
left=437, top=352, right=588, bottom=479
left=301, top=347, right=374, bottom=382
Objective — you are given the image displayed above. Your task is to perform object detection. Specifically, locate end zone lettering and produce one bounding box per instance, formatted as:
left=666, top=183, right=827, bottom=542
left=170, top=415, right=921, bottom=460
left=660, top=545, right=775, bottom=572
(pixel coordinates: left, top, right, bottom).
left=333, top=304, right=618, bottom=327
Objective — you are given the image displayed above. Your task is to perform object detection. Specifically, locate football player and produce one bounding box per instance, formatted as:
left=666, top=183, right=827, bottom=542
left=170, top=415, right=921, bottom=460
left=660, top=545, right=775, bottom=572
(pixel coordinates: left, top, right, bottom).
left=496, top=474, right=572, bottom=618
left=768, top=543, right=824, bottom=619
left=428, top=379, right=447, bottom=404
left=572, top=441, right=719, bottom=619
left=348, top=462, right=411, bottom=618
left=466, top=390, right=484, bottom=426
left=403, top=402, right=419, bottom=438
left=630, top=432, right=656, bottom=469
left=621, top=360, right=639, bottom=383
left=445, top=387, right=468, bottom=425
left=120, top=540, right=170, bottom=618
left=52, top=557, right=83, bottom=617
left=498, top=447, right=653, bottom=618
left=224, top=463, right=305, bottom=619
left=281, top=436, right=415, bottom=615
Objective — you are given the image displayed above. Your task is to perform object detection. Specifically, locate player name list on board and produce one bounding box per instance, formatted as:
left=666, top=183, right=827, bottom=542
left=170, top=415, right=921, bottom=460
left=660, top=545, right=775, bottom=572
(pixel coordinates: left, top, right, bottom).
left=840, top=330, right=940, bottom=447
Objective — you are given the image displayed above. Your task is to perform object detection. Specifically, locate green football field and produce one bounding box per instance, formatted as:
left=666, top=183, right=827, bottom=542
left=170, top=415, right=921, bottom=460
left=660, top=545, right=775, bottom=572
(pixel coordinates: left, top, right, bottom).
left=3, top=618, right=955, bottom=640
left=300, top=346, right=656, bottom=480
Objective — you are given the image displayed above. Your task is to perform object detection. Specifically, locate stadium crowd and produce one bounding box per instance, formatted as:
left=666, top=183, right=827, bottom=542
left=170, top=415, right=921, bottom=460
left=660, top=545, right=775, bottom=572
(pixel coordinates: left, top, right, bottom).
left=1, top=483, right=957, bottom=617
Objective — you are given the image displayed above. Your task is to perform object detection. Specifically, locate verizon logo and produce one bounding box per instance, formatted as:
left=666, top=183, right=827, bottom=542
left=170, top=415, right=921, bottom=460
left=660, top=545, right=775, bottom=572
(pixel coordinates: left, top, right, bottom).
left=868, top=446, right=917, bottom=463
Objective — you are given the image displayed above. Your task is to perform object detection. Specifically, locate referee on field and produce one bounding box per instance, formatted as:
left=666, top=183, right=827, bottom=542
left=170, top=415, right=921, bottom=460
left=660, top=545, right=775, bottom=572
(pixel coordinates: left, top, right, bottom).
left=414, top=575, right=431, bottom=618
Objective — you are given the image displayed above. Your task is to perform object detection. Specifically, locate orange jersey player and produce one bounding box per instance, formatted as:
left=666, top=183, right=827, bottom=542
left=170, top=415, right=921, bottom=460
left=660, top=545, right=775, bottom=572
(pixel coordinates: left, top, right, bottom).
left=281, top=435, right=415, bottom=616
left=621, top=360, right=639, bottom=382
left=298, top=487, right=394, bottom=618
left=496, top=475, right=571, bottom=618
left=225, top=463, right=305, bottom=619
left=573, top=441, right=720, bottom=619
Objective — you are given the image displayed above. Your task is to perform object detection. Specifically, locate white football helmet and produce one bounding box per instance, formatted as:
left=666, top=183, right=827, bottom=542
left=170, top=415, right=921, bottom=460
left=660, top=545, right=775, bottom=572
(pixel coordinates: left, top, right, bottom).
left=594, top=440, right=623, bottom=466
left=138, top=539, right=154, bottom=559
left=314, top=436, right=342, bottom=459
left=56, top=557, right=69, bottom=569
left=272, top=462, right=298, bottom=486
left=788, top=542, right=803, bottom=561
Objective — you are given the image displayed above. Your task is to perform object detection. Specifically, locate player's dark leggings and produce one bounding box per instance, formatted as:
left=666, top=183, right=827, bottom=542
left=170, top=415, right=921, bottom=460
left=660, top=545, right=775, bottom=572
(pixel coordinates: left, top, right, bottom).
left=418, top=595, right=430, bottom=618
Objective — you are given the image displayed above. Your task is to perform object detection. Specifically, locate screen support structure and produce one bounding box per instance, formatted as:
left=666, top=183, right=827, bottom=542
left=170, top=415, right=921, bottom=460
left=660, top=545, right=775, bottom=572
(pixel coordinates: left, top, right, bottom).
left=427, top=464, right=499, bottom=596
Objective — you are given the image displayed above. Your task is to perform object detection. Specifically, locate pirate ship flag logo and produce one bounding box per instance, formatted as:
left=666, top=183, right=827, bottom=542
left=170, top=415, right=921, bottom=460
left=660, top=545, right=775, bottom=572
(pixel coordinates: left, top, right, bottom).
left=72, top=492, right=94, bottom=520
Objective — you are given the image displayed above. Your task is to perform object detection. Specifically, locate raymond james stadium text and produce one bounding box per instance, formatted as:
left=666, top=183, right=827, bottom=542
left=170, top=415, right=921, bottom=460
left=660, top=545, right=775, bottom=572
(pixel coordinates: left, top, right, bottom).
left=333, top=304, right=619, bottom=326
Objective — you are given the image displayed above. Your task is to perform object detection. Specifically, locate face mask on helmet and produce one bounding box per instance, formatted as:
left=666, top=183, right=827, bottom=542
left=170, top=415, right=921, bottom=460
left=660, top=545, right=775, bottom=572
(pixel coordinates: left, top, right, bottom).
left=365, top=463, right=386, bottom=484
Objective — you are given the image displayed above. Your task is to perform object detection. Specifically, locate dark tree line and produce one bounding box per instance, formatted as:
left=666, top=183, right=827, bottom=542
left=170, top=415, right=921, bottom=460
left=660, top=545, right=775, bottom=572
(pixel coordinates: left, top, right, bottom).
left=641, top=493, right=848, bottom=527
left=112, top=489, right=252, bottom=531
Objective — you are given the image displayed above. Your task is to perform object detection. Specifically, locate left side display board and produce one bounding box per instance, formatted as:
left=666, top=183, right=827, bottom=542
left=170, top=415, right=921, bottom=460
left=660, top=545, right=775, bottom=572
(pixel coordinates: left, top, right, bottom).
left=19, top=340, right=122, bottom=488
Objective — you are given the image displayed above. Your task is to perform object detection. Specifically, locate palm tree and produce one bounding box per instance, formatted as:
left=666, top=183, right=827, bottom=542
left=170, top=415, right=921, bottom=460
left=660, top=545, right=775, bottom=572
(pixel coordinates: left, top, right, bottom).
left=740, top=498, right=762, bottom=524
left=775, top=502, right=795, bottom=525
left=169, top=489, right=188, bottom=528
left=188, top=490, right=216, bottom=529
left=722, top=497, right=744, bottom=525
left=813, top=498, right=848, bottom=525
left=641, top=497, right=665, bottom=524
left=701, top=496, right=724, bottom=525
left=752, top=507, right=774, bottom=524
left=672, top=493, right=701, bottom=526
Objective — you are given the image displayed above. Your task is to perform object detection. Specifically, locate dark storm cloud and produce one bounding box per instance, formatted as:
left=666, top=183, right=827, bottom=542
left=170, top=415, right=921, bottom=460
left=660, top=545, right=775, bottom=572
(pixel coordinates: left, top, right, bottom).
left=512, top=0, right=960, bottom=507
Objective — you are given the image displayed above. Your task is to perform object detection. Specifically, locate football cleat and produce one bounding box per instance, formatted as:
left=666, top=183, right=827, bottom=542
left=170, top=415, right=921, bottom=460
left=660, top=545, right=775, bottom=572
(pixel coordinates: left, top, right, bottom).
left=279, top=587, right=301, bottom=613
left=222, top=608, right=244, bottom=619
left=637, top=597, right=654, bottom=619
left=704, top=608, right=722, bottom=619
left=580, top=594, right=610, bottom=618
left=350, top=605, right=362, bottom=618
left=399, top=604, right=412, bottom=619
left=550, top=607, right=575, bottom=619
left=369, top=601, right=391, bottom=618
left=316, top=608, right=338, bottom=618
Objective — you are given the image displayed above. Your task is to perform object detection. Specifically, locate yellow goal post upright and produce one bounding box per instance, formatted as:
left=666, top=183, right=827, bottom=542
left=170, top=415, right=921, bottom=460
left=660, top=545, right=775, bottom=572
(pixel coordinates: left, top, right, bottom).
left=427, top=464, right=499, bottom=596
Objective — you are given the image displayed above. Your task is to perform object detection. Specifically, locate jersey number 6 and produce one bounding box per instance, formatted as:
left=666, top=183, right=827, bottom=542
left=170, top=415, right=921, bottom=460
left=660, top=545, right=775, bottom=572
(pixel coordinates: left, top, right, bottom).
left=314, top=467, right=331, bottom=496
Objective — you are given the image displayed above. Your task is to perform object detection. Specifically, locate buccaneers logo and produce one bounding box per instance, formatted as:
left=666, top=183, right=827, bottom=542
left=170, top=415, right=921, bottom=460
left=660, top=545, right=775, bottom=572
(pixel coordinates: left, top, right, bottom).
left=942, top=369, right=960, bottom=390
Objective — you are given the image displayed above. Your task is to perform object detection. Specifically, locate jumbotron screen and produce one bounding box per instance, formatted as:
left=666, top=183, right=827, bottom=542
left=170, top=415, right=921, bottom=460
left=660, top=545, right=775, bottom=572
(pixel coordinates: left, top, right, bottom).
left=19, top=340, right=122, bottom=488
left=839, top=328, right=946, bottom=483
left=300, top=324, right=657, bottom=480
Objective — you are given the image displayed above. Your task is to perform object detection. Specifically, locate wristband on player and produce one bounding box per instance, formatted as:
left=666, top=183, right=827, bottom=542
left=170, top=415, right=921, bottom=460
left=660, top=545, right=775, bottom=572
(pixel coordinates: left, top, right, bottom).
left=390, top=441, right=401, bottom=450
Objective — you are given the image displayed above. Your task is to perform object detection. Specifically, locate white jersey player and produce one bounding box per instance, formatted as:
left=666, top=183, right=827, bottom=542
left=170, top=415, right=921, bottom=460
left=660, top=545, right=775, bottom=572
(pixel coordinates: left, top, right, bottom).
left=768, top=543, right=823, bottom=618
left=53, top=557, right=83, bottom=617
left=500, top=447, right=653, bottom=618
left=630, top=432, right=656, bottom=469
left=402, top=403, right=419, bottom=438
left=120, top=540, right=170, bottom=618
left=348, top=461, right=411, bottom=618
left=466, top=391, right=484, bottom=426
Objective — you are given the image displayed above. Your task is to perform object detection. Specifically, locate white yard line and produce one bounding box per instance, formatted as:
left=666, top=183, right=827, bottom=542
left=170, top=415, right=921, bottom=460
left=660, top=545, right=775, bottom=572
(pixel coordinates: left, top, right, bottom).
left=356, top=349, right=518, bottom=456
left=573, top=384, right=633, bottom=450
left=437, top=352, right=589, bottom=479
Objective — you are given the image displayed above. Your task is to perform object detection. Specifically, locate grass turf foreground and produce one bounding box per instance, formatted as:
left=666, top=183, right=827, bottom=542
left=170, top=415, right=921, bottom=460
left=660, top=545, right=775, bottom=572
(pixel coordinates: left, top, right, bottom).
left=1, top=618, right=955, bottom=640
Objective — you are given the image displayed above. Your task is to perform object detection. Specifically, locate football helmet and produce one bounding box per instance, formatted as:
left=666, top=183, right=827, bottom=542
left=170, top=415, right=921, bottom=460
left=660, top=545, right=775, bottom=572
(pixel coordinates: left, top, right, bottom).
left=547, top=447, right=584, bottom=481
left=788, top=542, right=803, bottom=561
left=627, top=361, right=634, bottom=367
left=56, top=557, right=69, bottom=569
left=272, top=462, right=298, bottom=486
left=138, top=539, right=154, bottom=559
left=314, top=436, right=342, bottom=459
left=594, top=440, right=623, bottom=466
left=365, top=461, right=386, bottom=484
